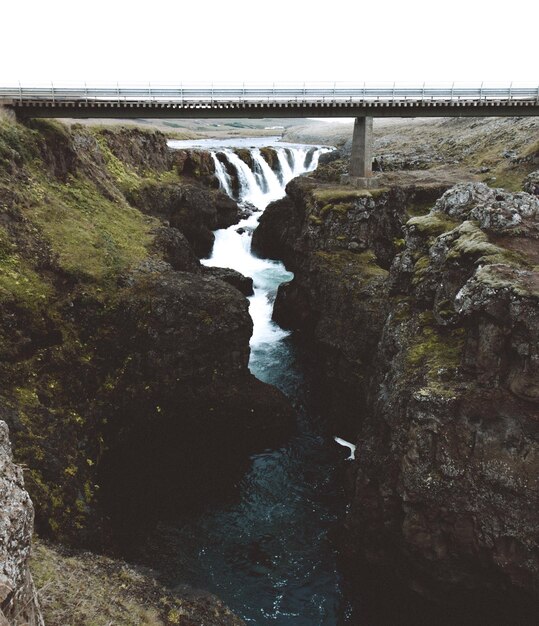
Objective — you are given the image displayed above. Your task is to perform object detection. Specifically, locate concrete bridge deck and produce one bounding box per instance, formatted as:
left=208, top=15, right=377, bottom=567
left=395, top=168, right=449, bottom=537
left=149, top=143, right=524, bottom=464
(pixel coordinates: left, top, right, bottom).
left=2, top=83, right=538, bottom=179
left=1, top=84, right=538, bottom=119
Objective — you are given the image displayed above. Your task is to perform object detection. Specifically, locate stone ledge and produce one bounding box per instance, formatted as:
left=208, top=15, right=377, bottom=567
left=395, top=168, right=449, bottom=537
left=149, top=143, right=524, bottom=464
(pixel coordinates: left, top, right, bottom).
left=340, top=174, right=380, bottom=189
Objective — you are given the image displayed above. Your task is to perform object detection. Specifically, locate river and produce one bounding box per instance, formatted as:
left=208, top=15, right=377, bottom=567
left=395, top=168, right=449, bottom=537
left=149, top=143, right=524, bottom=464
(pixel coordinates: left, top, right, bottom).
left=143, top=138, right=351, bottom=624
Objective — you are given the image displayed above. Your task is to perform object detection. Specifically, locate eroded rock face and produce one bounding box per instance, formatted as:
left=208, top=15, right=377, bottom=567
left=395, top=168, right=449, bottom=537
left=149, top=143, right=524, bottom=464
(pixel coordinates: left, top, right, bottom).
left=254, top=177, right=539, bottom=621
left=0, top=420, right=43, bottom=626
left=252, top=178, right=450, bottom=427
left=100, top=264, right=294, bottom=531
left=349, top=186, right=539, bottom=621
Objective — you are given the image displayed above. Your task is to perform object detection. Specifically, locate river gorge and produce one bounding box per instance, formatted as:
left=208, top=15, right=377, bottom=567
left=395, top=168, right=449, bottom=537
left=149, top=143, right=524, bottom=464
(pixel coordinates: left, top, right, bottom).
left=0, top=116, right=537, bottom=626
left=131, top=139, right=348, bottom=624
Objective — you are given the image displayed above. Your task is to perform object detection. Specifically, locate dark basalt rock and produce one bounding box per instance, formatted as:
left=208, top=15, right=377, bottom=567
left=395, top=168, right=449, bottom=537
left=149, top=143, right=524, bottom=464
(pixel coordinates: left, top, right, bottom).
left=151, top=225, right=201, bottom=272
left=173, top=149, right=218, bottom=188
left=203, top=266, right=254, bottom=296
left=253, top=176, right=539, bottom=622
left=127, top=181, right=241, bottom=257
left=100, top=266, right=293, bottom=532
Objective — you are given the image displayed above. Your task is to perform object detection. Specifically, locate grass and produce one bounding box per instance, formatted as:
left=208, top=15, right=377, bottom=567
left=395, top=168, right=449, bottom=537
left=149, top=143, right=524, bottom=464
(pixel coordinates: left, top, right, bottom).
left=312, top=186, right=376, bottom=203
left=0, top=226, right=52, bottom=307
left=314, top=250, right=388, bottom=279
left=25, top=176, right=156, bottom=283
left=31, top=540, right=243, bottom=626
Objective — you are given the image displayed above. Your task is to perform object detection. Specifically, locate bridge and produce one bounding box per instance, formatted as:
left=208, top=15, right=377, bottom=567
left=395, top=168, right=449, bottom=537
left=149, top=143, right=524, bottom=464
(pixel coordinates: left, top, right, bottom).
left=1, top=82, right=538, bottom=180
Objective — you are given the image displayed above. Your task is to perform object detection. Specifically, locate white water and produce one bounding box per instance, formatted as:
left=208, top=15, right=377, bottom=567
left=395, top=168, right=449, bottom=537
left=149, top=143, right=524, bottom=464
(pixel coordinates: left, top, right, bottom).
left=210, top=152, right=234, bottom=197
left=202, top=144, right=331, bottom=376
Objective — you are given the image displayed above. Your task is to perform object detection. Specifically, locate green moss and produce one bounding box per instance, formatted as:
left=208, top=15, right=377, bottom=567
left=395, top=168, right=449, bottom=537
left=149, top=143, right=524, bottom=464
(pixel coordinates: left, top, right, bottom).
left=27, top=177, right=155, bottom=283
left=393, top=237, right=406, bottom=251
left=0, top=117, right=39, bottom=173
left=369, top=187, right=390, bottom=199
left=406, top=312, right=465, bottom=385
left=331, top=201, right=355, bottom=214
left=407, top=212, right=459, bottom=237
left=473, top=264, right=539, bottom=298
left=93, top=134, right=140, bottom=191
left=312, top=186, right=373, bottom=203
left=411, top=255, right=431, bottom=285
left=446, top=221, right=525, bottom=266
left=0, top=226, right=52, bottom=307
left=315, top=250, right=388, bottom=278
left=406, top=199, right=434, bottom=217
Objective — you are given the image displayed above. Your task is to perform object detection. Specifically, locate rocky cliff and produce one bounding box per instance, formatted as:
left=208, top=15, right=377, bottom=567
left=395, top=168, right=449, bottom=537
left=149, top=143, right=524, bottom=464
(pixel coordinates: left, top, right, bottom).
left=0, top=117, right=293, bottom=623
left=0, top=420, right=43, bottom=626
left=254, top=173, right=539, bottom=623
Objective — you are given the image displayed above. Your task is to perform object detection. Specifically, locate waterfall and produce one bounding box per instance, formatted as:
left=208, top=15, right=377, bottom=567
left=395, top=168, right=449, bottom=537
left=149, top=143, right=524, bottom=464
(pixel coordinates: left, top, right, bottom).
left=211, top=152, right=234, bottom=197
left=204, top=143, right=331, bottom=362
left=212, top=145, right=331, bottom=208
left=221, top=150, right=263, bottom=206
left=275, top=148, right=294, bottom=184
left=251, top=149, right=283, bottom=199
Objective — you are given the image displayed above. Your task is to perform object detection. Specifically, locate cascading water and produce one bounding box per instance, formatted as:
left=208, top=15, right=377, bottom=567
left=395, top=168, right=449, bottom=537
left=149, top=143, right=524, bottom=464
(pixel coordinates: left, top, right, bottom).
left=210, top=152, right=234, bottom=197
left=203, top=145, right=329, bottom=374
left=145, top=139, right=347, bottom=625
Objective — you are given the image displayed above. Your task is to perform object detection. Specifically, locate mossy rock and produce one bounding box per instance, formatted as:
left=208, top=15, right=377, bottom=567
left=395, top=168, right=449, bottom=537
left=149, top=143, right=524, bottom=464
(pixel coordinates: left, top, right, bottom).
left=407, top=212, right=459, bottom=237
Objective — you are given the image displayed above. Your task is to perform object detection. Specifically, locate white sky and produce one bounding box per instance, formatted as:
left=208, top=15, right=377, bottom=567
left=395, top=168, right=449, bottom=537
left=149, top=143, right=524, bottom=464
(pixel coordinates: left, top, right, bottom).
left=1, top=0, right=537, bottom=85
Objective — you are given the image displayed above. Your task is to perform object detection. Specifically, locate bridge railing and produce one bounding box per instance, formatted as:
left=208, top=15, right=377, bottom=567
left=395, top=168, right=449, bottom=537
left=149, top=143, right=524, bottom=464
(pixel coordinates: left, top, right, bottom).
left=1, top=82, right=538, bottom=104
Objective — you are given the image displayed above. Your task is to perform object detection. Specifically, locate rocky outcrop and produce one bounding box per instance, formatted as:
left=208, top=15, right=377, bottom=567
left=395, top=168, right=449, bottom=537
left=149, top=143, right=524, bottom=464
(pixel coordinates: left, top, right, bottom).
left=523, top=170, right=539, bottom=196
left=97, top=126, right=173, bottom=174
left=345, top=185, right=539, bottom=622
left=173, top=149, right=217, bottom=187
left=254, top=176, right=539, bottom=622
left=0, top=420, right=43, bottom=626
left=127, top=181, right=240, bottom=257
left=252, top=177, right=451, bottom=427
left=203, top=266, right=254, bottom=296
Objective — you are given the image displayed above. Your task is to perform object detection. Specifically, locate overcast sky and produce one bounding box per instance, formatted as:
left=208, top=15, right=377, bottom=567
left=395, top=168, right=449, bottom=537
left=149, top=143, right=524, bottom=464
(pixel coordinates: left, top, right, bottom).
left=2, top=0, right=536, bottom=85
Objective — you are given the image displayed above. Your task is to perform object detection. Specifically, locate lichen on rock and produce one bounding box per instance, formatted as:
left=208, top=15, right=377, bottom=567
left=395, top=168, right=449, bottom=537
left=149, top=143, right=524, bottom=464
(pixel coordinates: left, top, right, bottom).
left=0, top=420, right=43, bottom=626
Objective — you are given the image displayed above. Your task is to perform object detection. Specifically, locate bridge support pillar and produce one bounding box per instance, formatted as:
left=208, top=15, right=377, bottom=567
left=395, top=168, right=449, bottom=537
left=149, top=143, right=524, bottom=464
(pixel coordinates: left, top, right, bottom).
left=349, top=116, right=373, bottom=178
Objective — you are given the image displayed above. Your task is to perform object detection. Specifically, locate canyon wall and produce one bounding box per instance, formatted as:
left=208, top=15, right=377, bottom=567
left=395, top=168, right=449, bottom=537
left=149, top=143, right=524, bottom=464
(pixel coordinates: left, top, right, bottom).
left=254, top=170, right=539, bottom=622
left=0, top=118, right=294, bottom=552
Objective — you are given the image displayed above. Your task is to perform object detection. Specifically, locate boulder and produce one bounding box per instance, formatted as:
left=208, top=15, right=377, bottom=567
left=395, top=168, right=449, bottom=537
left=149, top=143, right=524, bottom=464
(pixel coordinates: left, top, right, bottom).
left=203, top=266, right=254, bottom=296
left=0, top=419, right=43, bottom=626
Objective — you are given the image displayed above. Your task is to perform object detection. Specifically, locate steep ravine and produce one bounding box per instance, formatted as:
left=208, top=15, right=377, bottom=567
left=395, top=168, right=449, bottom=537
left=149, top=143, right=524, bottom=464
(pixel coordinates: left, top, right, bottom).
left=253, top=168, right=539, bottom=624
left=2, top=114, right=537, bottom=625
left=128, top=139, right=351, bottom=625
